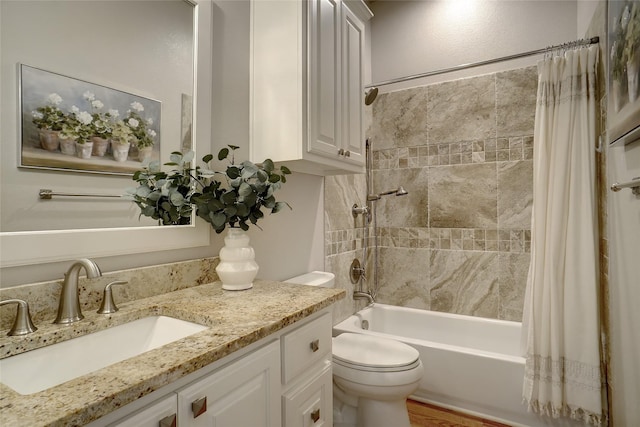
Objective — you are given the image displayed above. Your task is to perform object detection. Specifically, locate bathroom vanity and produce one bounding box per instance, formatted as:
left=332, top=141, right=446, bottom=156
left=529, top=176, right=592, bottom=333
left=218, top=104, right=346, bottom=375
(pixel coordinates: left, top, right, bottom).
left=0, top=280, right=344, bottom=427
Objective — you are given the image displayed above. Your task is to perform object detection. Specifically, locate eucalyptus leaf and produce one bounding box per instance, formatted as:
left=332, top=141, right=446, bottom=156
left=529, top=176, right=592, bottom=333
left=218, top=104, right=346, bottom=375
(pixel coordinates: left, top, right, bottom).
left=202, top=154, right=214, bottom=163
left=227, top=166, right=241, bottom=179
left=170, top=192, right=185, bottom=206
left=211, top=212, right=227, bottom=227
left=238, top=182, right=252, bottom=197
left=218, top=147, right=229, bottom=161
left=263, top=158, right=274, bottom=172
left=268, top=174, right=280, bottom=183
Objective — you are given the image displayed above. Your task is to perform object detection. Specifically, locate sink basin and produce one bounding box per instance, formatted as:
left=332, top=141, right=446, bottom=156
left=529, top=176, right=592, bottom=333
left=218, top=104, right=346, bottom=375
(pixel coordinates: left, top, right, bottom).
left=0, top=316, right=208, bottom=395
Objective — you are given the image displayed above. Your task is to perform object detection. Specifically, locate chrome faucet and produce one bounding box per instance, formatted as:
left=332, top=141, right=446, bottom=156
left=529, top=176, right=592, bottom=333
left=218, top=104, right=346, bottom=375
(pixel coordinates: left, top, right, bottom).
left=54, top=258, right=102, bottom=324
left=0, top=299, right=38, bottom=336
left=353, top=291, right=375, bottom=305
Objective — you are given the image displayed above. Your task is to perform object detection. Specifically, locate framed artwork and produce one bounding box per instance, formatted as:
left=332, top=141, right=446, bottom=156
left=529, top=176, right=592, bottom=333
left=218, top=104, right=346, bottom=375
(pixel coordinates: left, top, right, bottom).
left=608, top=0, right=640, bottom=145
left=19, top=64, right=161, bottom=174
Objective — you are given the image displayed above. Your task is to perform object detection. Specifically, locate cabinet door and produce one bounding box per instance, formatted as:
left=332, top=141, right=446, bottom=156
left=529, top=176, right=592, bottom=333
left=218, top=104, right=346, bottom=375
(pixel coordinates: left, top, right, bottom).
left=110, top=394, right=177, bottom=427
left=283, top=362, right=333, bottom=427
left=308, top=0, right=342, bottom=159
left=177, top=341, right=281, bottom=427
left=341, top=2, right=365, bottom=165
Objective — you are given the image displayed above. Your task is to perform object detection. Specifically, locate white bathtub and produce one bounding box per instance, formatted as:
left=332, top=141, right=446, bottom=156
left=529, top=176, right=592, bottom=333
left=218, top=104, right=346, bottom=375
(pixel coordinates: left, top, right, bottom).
left=333, top=303, right=579, bottom=427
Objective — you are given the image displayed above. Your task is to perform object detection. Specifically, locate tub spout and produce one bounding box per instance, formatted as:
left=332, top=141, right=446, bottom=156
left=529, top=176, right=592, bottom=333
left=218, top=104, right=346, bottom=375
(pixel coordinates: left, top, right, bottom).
left=353, top=291, right=374, bottom=305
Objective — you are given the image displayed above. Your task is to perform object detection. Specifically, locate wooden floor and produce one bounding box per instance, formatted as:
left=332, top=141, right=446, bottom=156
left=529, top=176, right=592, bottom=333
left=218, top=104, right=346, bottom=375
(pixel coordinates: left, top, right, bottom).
left=407, top=399, right=512, bottom=427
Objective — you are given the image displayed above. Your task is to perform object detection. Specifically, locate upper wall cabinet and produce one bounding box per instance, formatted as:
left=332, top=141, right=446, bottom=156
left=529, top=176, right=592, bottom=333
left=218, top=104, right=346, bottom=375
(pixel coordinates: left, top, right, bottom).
left=250, top=0, right=372, bottom=176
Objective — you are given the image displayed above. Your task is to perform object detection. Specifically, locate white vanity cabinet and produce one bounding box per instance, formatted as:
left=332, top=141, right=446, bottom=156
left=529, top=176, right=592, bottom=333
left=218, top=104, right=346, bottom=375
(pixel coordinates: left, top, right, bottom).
left=177, top=340, right=281, bottom=427
left=250, top=0, right=372, bottom=176
left=110, top=394, right=178, bottom=427
left=281, top=313, right=333, bottom=427
left=101, top=310, right=333, bottom=427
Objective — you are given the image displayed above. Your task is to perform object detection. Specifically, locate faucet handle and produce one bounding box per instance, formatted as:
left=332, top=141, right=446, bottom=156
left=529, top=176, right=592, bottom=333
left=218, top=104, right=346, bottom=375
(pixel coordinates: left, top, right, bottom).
left=97, top=280, right=128, bottom=314
left=0, top=299, right=38, bottom=336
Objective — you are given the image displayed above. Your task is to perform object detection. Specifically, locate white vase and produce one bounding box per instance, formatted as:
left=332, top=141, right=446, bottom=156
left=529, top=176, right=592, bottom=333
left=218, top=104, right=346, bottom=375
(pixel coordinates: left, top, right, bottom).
left=216, top=228, right=259, bottom=291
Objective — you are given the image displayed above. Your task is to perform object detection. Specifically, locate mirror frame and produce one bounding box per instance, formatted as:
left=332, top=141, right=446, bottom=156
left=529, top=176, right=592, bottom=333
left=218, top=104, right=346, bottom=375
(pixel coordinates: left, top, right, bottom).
left=0, top=0, right=211, bottom=268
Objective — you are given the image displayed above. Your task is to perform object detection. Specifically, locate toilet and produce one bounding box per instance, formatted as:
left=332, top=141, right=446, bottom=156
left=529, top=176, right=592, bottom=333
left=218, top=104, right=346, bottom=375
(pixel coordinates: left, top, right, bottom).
left=285, top=272, right=424, bottom=427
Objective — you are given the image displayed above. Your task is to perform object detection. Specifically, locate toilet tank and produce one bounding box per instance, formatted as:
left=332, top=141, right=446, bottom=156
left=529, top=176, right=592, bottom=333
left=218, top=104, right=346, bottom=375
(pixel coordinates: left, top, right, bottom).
left=285, top=271, right=335, bottom=288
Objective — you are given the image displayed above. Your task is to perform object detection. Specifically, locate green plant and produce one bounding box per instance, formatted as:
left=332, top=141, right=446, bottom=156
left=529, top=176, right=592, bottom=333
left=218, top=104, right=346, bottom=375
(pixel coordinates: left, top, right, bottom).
left=128, top=151, right=194, bottom=225
left=625, top=3, right=640, bottom=62
left=127, top=146, right=292, bottom=231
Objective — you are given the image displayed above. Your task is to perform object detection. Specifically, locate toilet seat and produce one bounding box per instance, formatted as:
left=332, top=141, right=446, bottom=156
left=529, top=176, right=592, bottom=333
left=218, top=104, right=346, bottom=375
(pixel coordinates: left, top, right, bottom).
left=332, top=333, right=420, bottom=372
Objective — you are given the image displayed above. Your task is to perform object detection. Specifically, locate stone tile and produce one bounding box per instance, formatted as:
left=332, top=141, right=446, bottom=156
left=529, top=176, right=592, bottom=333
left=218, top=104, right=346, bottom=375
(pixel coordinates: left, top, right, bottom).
left=376, top=247, right=431, bottom=310
left=372, top=167, right=429, bottom=228
left=429, top=250, right=499, bottom=317
left=326, top=250, right=365, bottom=324
left=429, top=163, right=497, bottom=228
left=427, top=74, right=496, bottom=144
left=324, top=174, right=366, bottom=231
left=498, top=252, right=531, bottom=321
left=497, top=160, right=533, bottom=229
left=496, top=66, right=538, bottom=137
left=368, top=87, right=429, bottom=149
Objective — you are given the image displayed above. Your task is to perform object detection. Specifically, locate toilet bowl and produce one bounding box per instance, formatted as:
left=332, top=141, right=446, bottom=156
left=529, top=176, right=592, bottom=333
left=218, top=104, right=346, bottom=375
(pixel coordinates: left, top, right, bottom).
left=332, top=333, right=423, bottom=427
left=285, top=272, right=423, bottom=427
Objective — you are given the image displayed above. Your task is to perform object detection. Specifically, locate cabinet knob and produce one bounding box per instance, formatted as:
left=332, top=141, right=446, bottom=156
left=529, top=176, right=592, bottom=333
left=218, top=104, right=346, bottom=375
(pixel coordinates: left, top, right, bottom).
left=310, top=339, right=320, bottom=352
left=192, top=396, right=207, bottom=418
left=345, top=150, right=351, bottom=157
left=311, top=409, right=321, bottom=423
left=158, top=413, right=177, bottom=427
left=338, top=148, right=345, bottom=156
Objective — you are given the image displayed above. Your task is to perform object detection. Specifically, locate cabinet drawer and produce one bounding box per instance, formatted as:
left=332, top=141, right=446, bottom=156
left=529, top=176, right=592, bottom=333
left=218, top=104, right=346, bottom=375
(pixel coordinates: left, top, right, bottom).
left=283, top=362, right=332, bottom=427
left=282, top=313, right=332, bottom=383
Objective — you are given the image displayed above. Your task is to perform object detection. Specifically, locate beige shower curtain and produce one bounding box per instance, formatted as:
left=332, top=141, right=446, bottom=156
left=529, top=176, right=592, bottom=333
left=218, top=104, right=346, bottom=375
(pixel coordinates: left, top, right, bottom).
left=521, top=44, right=605, bottom=425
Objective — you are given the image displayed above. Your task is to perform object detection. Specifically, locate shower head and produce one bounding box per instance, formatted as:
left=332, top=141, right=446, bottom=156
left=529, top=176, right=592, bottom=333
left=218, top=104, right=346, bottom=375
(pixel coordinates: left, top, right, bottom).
left=367, top=187, right=409, bottom=201
left=364, top=87, right=379, bottom=106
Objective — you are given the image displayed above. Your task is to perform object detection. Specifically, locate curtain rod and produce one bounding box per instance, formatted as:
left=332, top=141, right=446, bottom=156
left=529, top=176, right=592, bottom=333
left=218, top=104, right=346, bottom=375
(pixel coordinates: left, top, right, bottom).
left=366, top=36, right=599, bottom=89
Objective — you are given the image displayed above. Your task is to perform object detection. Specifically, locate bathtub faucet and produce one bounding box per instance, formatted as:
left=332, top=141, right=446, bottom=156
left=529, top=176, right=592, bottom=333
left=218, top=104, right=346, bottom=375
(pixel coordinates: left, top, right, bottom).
left=353, top=291, right=375, bottom=305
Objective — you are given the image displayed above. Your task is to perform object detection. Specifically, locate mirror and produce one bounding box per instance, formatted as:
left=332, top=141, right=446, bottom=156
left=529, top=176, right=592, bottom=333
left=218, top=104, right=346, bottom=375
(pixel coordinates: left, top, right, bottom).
left=0, top=0, right=212, bottom=267
left=1, top=0, right=194, bottom=232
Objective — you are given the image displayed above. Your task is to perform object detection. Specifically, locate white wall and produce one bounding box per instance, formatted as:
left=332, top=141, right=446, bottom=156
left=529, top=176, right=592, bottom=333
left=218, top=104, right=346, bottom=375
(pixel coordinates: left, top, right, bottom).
left=607, top=141, right=640, bottom=425
left=369, top=0, right=578, bottom=90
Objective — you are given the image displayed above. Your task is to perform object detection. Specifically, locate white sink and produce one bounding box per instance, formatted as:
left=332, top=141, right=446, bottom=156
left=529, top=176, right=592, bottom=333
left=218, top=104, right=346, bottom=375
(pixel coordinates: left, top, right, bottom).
left=0, top=316, right=208, bottom=395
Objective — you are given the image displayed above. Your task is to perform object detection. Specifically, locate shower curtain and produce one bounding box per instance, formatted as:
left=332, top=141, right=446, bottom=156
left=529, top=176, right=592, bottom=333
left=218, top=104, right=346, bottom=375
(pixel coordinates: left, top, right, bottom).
left=521, top=44, right=605, bottom=425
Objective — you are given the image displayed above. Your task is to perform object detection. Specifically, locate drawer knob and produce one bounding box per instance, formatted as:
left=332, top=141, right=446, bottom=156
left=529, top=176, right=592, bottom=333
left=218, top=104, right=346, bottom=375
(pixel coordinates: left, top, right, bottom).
left=192, top=396, right=207, bottom=418
left=311, top=409, right=321, bottom=423
left=159, top=414, right=177, bottom=427
left=338, top=148, right=345, bottom=156
left=345, top=150, right=351, bottom=157
left=310, top=339, right=320, bottom=352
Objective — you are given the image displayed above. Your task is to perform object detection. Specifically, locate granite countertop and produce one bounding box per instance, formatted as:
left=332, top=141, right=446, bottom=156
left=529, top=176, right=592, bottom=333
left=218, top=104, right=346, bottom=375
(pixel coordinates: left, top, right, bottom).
left=0, top=280, right=344, bottom=427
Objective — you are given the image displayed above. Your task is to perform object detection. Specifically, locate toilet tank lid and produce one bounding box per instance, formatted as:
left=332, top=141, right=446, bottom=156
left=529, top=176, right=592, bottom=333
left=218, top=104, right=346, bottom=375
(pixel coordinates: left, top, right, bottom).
left=285, top=271, right=335, bottom=287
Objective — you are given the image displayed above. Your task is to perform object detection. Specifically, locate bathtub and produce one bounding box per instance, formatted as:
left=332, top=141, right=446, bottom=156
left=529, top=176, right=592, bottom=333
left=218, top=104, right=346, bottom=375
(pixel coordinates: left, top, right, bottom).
left=333, top=303, right=578, bottom=427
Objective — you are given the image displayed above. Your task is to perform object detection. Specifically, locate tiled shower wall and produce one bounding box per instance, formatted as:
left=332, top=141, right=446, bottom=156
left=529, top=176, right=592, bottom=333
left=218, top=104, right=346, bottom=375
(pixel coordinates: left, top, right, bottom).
left=326, top=66, right=538, bottom=322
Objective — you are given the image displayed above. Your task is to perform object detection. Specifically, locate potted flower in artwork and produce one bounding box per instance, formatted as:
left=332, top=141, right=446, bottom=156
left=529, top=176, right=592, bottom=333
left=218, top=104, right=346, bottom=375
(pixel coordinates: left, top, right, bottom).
left=124, top=101, right=157, bottom=162
left=110, top=119, right=136, bottom=162
left=59, top=107, right=94, bottom=158
left=31, top=93, right=65, bottom=151
left=83, top=92, right=113, bottom=157
left=128, top=145, right=292, bottom=291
